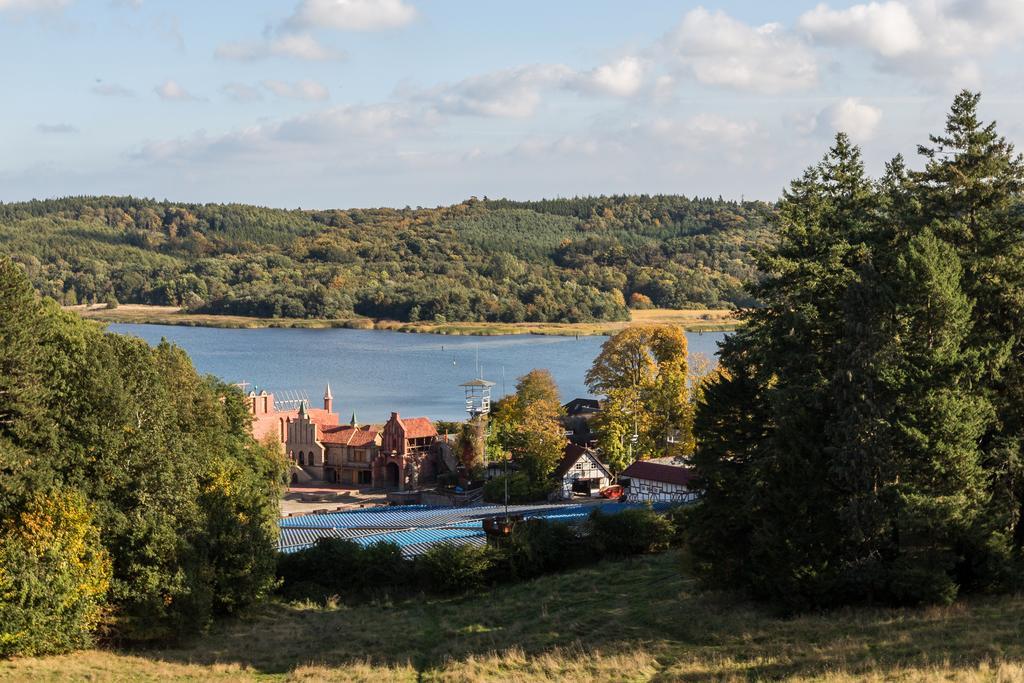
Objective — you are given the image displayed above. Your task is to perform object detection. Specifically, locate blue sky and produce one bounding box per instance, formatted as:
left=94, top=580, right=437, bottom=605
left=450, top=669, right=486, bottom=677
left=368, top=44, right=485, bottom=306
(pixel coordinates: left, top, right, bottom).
left=2, top=0, right=1022, bottom=208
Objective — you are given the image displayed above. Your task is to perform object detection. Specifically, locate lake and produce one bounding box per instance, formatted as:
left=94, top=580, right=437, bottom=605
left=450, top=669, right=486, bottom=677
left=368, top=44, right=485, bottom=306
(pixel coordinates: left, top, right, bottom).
left=109, top=325, right=727, bottom=423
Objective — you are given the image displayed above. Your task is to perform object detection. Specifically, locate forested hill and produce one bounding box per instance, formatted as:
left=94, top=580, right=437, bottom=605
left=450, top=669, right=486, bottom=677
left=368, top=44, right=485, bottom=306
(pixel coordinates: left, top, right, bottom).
left=0, top=194, right=775, bottom=323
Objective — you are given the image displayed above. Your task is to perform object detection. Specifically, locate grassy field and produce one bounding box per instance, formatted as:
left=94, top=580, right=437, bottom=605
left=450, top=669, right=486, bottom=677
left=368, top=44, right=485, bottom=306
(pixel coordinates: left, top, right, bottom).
left=3, top=551, right=1023, bottom=682
left=69, top=304, right=738, bottom=336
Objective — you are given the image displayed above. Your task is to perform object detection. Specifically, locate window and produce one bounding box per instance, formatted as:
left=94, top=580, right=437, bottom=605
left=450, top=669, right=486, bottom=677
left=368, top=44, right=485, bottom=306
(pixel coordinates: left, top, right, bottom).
left=298, top=452, right=305, bottom=466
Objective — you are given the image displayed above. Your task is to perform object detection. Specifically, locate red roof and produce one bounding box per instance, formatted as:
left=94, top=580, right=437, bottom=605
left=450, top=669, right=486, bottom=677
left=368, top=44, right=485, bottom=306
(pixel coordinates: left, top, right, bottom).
left=620, top=460, right=696, bottom=487
left=401, top=417, right=437, bottom=439
left=320, top=426, right=379, bottom=447
left=306, top=408, right=338, bottom=427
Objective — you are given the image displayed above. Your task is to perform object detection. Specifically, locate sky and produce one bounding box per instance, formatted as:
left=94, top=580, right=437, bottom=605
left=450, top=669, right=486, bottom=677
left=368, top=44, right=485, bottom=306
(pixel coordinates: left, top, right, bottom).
left=1, top=0, right=1023, bottom=209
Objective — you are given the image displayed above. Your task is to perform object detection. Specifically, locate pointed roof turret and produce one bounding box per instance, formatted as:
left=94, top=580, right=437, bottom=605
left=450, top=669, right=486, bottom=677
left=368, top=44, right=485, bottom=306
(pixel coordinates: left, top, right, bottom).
left=324, top=384, right=333, bottom=400
left=298, top=400, right=308, bottom=418
left=350, top=412, right=359, bottom=428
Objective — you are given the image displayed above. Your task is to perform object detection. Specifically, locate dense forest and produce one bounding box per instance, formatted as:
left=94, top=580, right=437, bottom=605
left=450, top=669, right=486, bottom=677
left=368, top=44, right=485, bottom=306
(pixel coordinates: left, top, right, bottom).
left=0, top=194, right=774, bottom=323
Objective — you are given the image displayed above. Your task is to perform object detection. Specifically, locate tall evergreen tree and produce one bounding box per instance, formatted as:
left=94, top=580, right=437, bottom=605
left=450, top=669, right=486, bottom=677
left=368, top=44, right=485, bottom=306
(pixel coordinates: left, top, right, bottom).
left=691, top=95, right=1024, bottom=607
left=915, top=91, right=1024, bottom=558
left=834, top=226, right=990, bottom=604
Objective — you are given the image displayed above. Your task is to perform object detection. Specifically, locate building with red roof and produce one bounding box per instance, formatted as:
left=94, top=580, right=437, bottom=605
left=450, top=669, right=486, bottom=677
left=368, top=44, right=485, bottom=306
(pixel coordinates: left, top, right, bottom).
left=280, top=400, right=443, bottom=489
left=619, top=456, right=698, bottom=504
left=375, top=412, right=440, bottom=490
left=246, top=385, right=339, bottom=449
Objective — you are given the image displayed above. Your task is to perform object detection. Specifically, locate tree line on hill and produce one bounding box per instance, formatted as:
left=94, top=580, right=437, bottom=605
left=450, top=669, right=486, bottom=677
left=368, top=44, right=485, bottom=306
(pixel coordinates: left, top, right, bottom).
left=0, top=193, right=774, bottom=324
left=0, top=258, right=284, bottom=657
left=690, top=91, right=1024, bottom=608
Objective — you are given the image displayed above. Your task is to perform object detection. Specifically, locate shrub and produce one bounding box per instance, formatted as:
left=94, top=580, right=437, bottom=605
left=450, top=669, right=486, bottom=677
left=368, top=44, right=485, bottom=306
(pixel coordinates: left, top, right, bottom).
left=0, top=491, right=111, bottom=658
left=628, top=292, right=654, bottom=309
left=887, top=553, right=958, bottom=607
left=276, top=539, right=409, bottom=603
left=501, top=518, right=593, bottom=580
left=663, top=504, right=691, bottom=546
left=588, top=506, right=675, bottom=556
left=416, top=543, right=494, bottom=594
left=359, top=541, right=411, bottom=592
left=483, top=473, right=550, bottom=504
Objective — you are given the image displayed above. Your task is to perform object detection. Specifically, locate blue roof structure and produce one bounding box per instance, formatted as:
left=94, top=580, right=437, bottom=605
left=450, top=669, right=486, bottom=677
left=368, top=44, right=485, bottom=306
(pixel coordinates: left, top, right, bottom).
left=277, top=501, right=677, bottom=556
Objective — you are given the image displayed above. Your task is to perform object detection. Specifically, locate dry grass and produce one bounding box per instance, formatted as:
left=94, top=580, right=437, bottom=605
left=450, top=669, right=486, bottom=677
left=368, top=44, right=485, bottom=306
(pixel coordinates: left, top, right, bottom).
left=69, top=304, right=738, bottom=336
left=4, top=552, right=1022, bottom=681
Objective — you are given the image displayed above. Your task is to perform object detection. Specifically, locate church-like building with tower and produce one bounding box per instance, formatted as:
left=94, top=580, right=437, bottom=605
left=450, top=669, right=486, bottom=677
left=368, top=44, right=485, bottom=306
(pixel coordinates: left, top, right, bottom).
left=247, top=383, right=449, bottom=490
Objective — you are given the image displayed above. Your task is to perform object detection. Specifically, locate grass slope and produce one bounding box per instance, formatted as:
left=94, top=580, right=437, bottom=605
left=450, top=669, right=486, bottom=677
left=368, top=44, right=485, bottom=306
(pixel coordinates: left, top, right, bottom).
left=3, top=552, right=1023, bottom=681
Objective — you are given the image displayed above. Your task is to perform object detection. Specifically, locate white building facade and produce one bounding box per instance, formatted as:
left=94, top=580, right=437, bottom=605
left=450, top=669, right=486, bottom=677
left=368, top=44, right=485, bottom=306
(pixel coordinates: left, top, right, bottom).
left=552, top=444, right=612, bottom=499
left=620, top=458, right=698, bottom=504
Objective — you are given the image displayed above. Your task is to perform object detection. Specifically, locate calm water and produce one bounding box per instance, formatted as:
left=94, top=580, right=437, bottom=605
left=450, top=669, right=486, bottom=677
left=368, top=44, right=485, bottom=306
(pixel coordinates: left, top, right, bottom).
left=109, top=324, right=727, bottom=423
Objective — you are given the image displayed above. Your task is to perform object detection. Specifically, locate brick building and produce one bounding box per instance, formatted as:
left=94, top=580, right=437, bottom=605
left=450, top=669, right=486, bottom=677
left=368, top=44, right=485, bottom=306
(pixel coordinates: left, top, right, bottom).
left=247, top=385, right=339, bottom=449
left=374, top=412, right=439, bottom=490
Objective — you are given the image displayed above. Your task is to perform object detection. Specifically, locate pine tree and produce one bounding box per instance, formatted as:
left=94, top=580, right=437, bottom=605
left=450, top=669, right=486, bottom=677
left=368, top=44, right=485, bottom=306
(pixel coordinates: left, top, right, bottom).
left=691, top=94, right=1024, bottom=606
left=835, top=228, right=989, bottom=604
left=916, top=91, right=1024, bottom=565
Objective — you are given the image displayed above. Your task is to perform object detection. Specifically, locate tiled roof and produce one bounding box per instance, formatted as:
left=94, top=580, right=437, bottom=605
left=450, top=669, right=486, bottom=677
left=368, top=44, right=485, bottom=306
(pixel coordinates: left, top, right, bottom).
left=401, top=417, right=437, bottom=439
left=320, top=426, right=379, bottom=446
left=306, top=408, right=338, bottom=427
left=620, top=460, right=695, bottom=487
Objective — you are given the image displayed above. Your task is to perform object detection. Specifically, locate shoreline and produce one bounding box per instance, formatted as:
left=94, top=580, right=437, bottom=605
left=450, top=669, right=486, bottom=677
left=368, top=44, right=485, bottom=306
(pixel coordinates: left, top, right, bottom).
left=68, top=304, right=738, bottom=337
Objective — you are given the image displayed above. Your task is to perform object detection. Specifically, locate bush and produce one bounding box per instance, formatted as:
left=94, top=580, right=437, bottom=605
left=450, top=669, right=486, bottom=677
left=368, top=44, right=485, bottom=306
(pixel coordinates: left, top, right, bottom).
left=416, top=543, right=494, bottom=594
left=500, top=518, right=593, bottom=581
left=0, top=491, right=111, bottom=658
left=887, top=553, right=958, bottom=607
left=276, top=539, right=410, bottom=603
left=588, top=506, right=676, bottom=556
left=483, top=473, right=550, bottom=504
left=663, top=504, right=691, bottom=546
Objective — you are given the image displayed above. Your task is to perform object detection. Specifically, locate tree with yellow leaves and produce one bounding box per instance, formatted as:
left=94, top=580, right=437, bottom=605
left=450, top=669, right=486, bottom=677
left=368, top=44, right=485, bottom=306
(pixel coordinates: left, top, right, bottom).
left=586, top=325, right=694, bottom=472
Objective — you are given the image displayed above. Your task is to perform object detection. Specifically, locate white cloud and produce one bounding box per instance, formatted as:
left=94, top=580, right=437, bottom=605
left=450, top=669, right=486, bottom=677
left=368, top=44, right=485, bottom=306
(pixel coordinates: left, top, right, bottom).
left=92, top=82, right=134, bottom=97
left=37, top=123, right=78, bottom=134
left=662, top=8, right=819, bottom=94
left=222, top=83, right=263, bottom=103
left=825, top=98, right=883, bottom=141
left=262, top=79, right=330, bottom=101
left=799, top=2, right=922, bottom=58
left=649, top=114, right=760, bottom=149
left=422, top=64, right=573, bottom=118
left=155, top=79, right=200, bottom=102
left=0, top=0, right=70, bottom=10
left=800, top=1, right=1024, bottom=83
left=134, top=103, right=434, bottom=164
left=575, top=56, right=646, bottom=97
left=417, top=58, right=646, bottom=119
left=216, top=32, right=342, bottom=62
left=285, top=0, right=416, bottom=31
